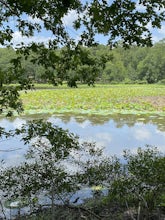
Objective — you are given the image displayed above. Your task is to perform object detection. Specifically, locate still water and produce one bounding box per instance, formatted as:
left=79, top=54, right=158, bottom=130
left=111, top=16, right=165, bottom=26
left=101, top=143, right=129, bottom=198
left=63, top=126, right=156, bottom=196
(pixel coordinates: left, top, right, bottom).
left=0, top=113, right=165, bottom=166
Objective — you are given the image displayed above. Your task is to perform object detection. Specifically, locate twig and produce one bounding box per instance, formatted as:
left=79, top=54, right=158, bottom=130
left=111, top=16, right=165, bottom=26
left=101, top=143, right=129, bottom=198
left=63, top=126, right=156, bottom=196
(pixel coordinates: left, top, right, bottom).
left=125, top=200, right=136, bottom=220
left=0, top=0, right=19, bottom=16
left=0, top=200, right=6, bottom=219
left=67, top=204, right=102, bottom=220
left=0, top=148, right=22, bottom=152
left=30, top=203, right=102, bottom=219
left=137, top=201, right=141, bottom=220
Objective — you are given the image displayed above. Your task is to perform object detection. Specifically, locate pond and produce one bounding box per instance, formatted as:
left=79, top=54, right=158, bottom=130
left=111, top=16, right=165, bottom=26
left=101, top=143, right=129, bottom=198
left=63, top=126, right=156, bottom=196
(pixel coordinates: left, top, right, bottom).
left=0, top=113, right=165, bottom=167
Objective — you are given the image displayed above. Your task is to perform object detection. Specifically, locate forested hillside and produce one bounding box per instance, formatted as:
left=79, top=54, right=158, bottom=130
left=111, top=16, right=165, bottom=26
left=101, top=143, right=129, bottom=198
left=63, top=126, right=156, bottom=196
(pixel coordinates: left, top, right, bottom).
left=1, top=39, right=165, bottom=86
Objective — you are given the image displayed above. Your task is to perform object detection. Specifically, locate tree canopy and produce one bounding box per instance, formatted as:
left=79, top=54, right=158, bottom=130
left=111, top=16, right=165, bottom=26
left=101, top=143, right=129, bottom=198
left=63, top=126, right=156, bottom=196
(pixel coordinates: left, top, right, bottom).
left=0, top=0, right=165, bottom=115
left=0, top=0, right=165, bottom=48
left=1, top=40, right=165, bottom=87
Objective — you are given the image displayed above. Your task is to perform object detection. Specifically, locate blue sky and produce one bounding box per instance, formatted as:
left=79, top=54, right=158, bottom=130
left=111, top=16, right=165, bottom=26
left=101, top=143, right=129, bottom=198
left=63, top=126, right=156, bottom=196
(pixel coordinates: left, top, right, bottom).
left=9, top=2, right=165, bottom=47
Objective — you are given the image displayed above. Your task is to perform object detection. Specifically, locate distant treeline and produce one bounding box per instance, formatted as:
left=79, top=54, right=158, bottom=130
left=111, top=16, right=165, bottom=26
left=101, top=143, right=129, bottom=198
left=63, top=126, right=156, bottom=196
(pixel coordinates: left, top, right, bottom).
left=0, top=39, right=165, bottom=86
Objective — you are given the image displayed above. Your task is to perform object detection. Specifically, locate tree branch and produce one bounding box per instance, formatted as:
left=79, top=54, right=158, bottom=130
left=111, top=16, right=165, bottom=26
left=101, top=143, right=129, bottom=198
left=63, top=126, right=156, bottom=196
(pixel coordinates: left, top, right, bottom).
left=0, top=0, right=19, bottom=16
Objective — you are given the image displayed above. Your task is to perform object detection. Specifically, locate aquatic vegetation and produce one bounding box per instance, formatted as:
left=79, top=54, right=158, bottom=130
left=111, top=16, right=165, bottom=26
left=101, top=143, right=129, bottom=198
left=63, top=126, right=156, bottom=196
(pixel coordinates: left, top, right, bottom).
left=20, top=84, right=165, bottom=115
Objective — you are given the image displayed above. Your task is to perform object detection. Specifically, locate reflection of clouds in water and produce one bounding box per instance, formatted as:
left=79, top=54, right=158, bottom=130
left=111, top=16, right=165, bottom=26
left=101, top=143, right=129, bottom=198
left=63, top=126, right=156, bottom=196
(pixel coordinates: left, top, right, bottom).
left=96, top=132, right=112, bottom=142
left=155, top=129, right=165, bottom=137
left=3, top=154, right=25, bottom=168
left=1, top=115, right=165, bottom=160
left=80, top=132, right=112, bottom=144
left=79, top=138, right=105, bottom=155
left=135, top=122, right=144, bottom=126
left=94, top=133, right=113, bottom=156
left=95, top=141, right=106, bottom=148
left=119, top=145, right=165, bottom=158
left=77, top=120, right=91, bottom=129
left=0, top=119, right=12, bottom=130
left=48, top=117, right=63, bottom=124
left=126, top=147, right=144, bottom=155
left=12, top=118, right=26, bottom=129
left=133, top=128, right=151, bottom=141
left=0, top=118, right=26, bottom=130
left=156, top=145, right=165, bottom=153
left=154, top=130, right=165, bottom=153
left=48, top=117, right=92, bottom=130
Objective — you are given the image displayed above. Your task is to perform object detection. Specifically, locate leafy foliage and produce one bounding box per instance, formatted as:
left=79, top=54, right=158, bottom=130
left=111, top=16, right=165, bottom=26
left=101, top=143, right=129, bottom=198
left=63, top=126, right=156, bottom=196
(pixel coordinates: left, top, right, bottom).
left=1, top=0, right=165, bottom=48
left=108, top=146, right=165, bottom=219
left=0, top=0, right=165, bottom=113
left=0, top=120, right=113, bottom=219
left=0, top=121, right=164, bottom=219
left=1, top=40, right=165, bottom=89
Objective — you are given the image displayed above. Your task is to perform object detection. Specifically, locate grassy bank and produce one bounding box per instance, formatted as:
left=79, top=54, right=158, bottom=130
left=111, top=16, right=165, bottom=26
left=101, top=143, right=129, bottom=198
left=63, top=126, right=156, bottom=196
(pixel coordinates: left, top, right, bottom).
left=20, top=84, right=165, bottom=115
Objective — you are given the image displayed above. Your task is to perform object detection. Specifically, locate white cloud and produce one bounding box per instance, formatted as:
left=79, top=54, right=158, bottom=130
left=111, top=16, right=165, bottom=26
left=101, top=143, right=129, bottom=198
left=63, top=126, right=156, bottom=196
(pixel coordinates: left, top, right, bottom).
left=141, top=21, right=165, bottom=43
left=152, top=25, right=165, bottom=43
left=28, top=16, right=42, bottom=24
left=96, top=132, right=112, bottom=143
left=11, top=31, right=51, bottom=46
left=62, top=10, right=79, bottom=27
left=135, top=2, right=165, bottom=43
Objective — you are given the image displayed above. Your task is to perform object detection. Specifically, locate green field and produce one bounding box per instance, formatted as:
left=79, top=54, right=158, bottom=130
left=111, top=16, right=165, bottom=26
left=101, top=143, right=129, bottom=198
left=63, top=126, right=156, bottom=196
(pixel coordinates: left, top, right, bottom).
left=20, top=84, right=165, bottom=115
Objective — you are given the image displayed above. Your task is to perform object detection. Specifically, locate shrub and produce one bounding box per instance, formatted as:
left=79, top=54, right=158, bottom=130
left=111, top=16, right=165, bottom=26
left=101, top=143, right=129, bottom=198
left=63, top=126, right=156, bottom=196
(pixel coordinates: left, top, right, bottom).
left=108, top=146, right=165, bottom=219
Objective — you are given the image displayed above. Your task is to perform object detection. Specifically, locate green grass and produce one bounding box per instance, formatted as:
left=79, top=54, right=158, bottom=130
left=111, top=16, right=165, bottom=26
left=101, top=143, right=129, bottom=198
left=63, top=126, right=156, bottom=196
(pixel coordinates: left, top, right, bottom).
left=20, top=84, right=165, bottom=115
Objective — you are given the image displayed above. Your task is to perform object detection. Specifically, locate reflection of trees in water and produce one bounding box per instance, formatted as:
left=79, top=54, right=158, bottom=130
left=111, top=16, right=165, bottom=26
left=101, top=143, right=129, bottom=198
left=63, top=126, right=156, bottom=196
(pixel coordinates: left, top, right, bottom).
left=52, top=113, right=165, bottom=132
left=28, top=113, right=165, bottom=132
left=58, top=113, right=165, bottom=133
left=1, top=113, right=165, bottom=132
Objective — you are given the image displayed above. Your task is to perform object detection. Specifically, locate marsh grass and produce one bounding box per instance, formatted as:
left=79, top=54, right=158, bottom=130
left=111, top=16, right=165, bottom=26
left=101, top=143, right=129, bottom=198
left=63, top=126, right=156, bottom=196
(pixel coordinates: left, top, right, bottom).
left=20, top=84, right=165, bottom=115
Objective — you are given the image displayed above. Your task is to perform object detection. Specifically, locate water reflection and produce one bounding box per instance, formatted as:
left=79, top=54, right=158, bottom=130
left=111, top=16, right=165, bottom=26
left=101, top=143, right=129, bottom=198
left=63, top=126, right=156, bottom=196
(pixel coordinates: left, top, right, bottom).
left=0, top=113, right=165, bottom=165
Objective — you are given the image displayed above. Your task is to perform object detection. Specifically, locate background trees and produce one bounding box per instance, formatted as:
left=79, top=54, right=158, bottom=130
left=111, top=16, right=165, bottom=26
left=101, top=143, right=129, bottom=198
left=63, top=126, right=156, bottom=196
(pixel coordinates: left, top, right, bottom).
left=1, top=0, right=165, bottom=48
left=1, top=39, right=165, bottom=86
